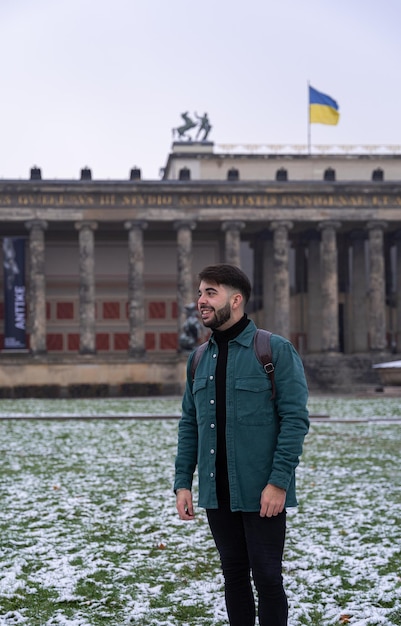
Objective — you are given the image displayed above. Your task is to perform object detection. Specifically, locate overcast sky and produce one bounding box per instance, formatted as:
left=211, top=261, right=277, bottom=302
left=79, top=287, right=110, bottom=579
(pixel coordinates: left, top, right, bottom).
left=1, top=0, right=400, bottom=180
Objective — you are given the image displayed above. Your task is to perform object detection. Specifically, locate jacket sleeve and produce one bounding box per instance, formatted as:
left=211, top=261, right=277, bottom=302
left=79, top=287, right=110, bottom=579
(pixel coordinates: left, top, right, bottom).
left=267, top=337, right=309, bottom=491
left=174, top=355, right=198, bottom=493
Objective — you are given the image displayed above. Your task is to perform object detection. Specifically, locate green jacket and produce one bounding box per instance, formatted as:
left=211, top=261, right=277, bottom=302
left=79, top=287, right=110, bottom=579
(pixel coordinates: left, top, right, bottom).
left=174, top=320, right=309, bottom=512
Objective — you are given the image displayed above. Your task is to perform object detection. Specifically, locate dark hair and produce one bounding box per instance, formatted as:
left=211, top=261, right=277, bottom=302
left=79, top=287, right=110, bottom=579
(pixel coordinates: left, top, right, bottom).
left=198, top=264, right=252, bottom=304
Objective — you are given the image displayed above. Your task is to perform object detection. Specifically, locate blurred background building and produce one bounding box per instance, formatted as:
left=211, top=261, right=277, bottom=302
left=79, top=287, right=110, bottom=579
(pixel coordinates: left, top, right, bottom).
left=1, top=141, right=400, bottom=395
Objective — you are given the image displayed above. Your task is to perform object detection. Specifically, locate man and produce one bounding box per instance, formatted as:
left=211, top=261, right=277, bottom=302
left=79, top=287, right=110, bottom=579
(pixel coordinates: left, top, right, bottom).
left=174, top=264, right=309, bottom=626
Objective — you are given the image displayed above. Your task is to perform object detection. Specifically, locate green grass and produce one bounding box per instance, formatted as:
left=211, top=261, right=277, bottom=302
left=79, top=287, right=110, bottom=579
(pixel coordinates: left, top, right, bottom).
left=0, top=398, right=400, bottom=625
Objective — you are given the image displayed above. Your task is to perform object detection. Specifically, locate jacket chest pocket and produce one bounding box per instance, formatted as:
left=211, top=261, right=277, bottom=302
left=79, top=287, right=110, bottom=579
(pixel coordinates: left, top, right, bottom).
left=235, top=377, right=274, bottom=426
left=192, top=376, right=209, bottom=422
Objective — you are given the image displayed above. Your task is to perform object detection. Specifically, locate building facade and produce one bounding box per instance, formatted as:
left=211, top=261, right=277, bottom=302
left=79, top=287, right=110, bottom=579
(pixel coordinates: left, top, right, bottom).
left=1, top=143, right=400, bottom=395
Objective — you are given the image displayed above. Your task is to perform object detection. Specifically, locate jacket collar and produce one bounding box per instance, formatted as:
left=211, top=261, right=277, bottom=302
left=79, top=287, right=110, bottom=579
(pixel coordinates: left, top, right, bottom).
left=209, top=318, right=256, bottom=348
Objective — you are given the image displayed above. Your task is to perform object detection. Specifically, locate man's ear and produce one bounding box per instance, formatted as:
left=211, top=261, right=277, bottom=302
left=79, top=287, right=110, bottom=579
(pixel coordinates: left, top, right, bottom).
left=231, top=292, right=243, bottom=310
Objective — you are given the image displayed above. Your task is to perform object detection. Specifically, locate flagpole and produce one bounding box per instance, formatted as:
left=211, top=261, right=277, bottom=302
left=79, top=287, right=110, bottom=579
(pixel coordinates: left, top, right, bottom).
left=307, top=80, right=311, bottom=154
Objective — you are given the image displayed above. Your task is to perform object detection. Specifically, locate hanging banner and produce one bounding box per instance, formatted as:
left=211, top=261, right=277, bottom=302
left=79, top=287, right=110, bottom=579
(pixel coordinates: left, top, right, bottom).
left=2, top=237, right=27, bottom=350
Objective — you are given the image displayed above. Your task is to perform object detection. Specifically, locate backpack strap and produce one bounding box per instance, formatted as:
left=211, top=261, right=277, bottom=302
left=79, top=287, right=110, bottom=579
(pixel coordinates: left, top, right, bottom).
left=190, top=341, right=208, bottom=381
left=254, top=329, right=276, bottom=400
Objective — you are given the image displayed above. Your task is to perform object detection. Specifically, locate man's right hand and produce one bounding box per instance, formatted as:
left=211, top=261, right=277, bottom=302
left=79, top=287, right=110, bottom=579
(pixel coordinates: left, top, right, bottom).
left=176, top=489, right=195, bottom=520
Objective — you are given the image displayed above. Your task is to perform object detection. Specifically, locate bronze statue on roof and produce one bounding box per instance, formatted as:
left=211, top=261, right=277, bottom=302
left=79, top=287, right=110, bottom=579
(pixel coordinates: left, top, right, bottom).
left=173, top=112, right=212, bottom=142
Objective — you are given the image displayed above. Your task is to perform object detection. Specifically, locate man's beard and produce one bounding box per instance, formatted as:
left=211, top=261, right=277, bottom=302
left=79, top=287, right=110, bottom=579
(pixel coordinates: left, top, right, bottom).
left=202, top=302, right=232, bottom=330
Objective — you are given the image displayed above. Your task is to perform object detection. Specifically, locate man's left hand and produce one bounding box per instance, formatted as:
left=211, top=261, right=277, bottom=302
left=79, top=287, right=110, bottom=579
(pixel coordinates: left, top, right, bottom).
left=260, top=484, right=286, bottom=517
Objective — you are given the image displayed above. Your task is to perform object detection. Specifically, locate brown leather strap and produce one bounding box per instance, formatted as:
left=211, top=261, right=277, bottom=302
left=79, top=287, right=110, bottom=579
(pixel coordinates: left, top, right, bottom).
left=191, top=341, right=208, bottom=381
left=253, top=329, right=276, bottom=399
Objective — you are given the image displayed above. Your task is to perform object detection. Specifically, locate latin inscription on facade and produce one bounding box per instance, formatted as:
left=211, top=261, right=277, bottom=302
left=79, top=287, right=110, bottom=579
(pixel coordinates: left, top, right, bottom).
left=1, top=192, right=401, bottom=209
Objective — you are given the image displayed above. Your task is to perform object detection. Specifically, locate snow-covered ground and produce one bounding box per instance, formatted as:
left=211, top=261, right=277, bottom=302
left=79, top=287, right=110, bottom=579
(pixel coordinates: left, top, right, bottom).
left=0, top=395, right=400, bottom=420
left=0, top=396, right=400, bottom=625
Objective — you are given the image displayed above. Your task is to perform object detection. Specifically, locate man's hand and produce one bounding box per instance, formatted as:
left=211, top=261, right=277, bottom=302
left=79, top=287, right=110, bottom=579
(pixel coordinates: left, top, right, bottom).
left=260, top=484, right=286, bottom=518
left=176, top=489, right=195, bottom=520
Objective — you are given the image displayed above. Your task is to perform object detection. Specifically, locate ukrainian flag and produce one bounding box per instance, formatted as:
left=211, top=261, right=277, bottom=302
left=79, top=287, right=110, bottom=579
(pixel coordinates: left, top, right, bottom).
left=309, top=86, right=340, bottom=125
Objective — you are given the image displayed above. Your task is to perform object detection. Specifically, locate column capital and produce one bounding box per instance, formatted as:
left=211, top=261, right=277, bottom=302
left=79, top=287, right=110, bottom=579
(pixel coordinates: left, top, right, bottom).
left=75, top=220, right=98, bottom=231
left=124, top=220, right=148, bottom=231
left=25, top=219, right=48, bottom=231
left=366, top=220, right=388, bottom=232
left=269, top=220, right=293, bottom=232
left=173, top=220, right=197, bottom=231
left=318, top=220, right=341, bottom=232
left=221, top=220, right=245, bottom=232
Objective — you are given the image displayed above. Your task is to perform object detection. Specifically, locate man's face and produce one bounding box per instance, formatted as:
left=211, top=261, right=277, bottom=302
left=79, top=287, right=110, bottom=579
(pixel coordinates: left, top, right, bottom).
left=197, top=280, right=235, bottom=331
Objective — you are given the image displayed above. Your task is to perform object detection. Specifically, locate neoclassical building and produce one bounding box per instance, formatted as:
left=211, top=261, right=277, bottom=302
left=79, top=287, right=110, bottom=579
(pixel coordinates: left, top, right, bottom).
left=0, top=142, right=400, bottom=395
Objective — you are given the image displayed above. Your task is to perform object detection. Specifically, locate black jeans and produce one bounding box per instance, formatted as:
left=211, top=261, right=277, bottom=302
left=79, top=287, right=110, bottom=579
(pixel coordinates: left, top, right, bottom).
left=206, top=505, right=288, bottom=626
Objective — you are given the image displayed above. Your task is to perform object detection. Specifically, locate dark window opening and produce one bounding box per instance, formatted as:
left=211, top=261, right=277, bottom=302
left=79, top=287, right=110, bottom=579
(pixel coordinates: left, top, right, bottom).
left=276, top=168, right=288, bottom=181
left=324, top=168, right=336, bottom=181
left=372, top=168, right=384, bottom=181
left=179, top=167, right=191, bottom=181
left=227, top=168, right=239, bottom=181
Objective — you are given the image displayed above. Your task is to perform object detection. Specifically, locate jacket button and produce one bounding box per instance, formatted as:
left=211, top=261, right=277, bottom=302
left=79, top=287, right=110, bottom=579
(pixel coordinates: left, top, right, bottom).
left=210, top=449, right=215, bottom=454
left=212, top=353, right=217, bottom=358
left=210, top=399, right=215, bottom=405
left=209, top=375, right=214, bottom=380
left=210, top=423, right=215, bottom=428
left=210, top=472, right=214, bottom=478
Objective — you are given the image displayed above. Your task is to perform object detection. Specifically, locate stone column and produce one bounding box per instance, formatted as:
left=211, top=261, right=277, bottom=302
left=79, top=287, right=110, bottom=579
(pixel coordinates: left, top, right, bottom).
left=222, top=221, right=245, bottom=267
left=395, top=231, right=401, bottom=353
left=251, top=235, right=264, bottom=313
left=75, top=221, right=97, bottom=355
left=175, top=220, right=196, bottom=349
left=318, top=221, right=341, bottom=352
left=261, top=232, right=274, bottom=330
left=293, top=237, right=307, bottom=354
left=125, top=220, right=148, bottom=357
left=270, top=221, right=293, bottom=339
left=349, top=230, right=368, bottom=352
left=25, top=220, right=48, bottom=356
left=367, top=221, right=387, bottom=352
left=306, top=230, right=322, bottom=353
